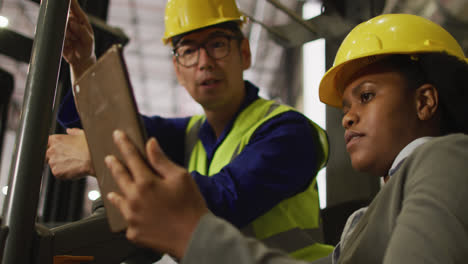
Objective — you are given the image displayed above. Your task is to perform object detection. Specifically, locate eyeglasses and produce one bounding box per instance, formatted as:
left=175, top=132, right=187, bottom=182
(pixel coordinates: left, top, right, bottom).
left=173, top=34, right=242, bottom=67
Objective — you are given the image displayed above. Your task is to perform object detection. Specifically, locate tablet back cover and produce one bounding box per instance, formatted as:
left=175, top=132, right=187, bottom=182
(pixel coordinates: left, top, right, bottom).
left=73, top=44, right=147, bottom=232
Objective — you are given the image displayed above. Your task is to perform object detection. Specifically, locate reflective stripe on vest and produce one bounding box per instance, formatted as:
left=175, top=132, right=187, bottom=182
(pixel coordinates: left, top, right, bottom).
left=184, top=116, right=204, bottom=167
left=184, top=98, right=332, bottom=260
left=241, top=209, right=324, bottom=251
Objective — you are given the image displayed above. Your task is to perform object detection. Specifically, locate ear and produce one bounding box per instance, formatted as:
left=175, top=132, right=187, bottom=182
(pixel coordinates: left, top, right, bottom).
left=172, top=56, right=186, bottom=87
left=415, top=84, right=439, bottom=121
left=240, top=38, right=252, bottom=70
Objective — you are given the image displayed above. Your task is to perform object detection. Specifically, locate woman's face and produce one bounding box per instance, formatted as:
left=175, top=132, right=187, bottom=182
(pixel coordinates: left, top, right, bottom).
left=341, top=65, right=428, bottom=176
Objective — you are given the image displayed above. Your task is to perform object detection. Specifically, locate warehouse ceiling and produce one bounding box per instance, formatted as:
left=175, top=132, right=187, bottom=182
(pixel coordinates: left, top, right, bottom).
left=0, top=0, right=312, bottom=123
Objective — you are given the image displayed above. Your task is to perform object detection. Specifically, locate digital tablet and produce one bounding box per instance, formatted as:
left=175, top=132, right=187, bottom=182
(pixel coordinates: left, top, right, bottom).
left=73, top=44, right=147, bottom=232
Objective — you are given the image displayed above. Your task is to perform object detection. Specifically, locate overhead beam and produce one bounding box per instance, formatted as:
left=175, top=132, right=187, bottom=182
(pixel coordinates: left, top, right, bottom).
left=266, top=0, right=318, bottom=34
left=0, top=28, right=33, bottom=63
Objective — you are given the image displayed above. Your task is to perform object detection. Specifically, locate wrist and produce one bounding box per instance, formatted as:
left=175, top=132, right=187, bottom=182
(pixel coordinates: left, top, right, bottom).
left=71, top=55, right=97, bottom=82
left=172, top=210, right=209, bottom=259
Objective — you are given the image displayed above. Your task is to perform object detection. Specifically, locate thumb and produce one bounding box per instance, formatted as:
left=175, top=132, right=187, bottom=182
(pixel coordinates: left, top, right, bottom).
left=66, top=128, right=84, bottom=136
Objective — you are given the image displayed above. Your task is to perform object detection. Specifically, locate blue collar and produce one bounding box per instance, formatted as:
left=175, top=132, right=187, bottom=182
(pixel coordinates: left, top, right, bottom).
left=198, top=80, right=260, bottom=161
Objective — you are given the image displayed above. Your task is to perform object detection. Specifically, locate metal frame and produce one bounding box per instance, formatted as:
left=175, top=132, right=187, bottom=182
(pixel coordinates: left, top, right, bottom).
left=1, top=0, right=70, bottom=262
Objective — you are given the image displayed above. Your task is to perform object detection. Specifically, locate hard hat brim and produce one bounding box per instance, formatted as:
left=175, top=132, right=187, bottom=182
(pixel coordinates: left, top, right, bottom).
left=162, top=15, right=246, bottom=46
left=319, top=51, right=468, bottom=109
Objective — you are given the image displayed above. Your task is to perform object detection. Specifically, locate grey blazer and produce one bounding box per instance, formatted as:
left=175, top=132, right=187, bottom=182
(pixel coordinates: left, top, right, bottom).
left=181, top=134, right=468, bottom=264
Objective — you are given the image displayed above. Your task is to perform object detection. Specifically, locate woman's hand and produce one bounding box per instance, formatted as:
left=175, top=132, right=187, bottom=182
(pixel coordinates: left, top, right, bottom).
left=106, top=131, right=209, bottom=258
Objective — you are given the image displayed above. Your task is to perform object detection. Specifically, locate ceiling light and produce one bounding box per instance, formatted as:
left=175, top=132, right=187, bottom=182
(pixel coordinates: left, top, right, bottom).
left=88, top=190, right=101, bottom=201
left=2, top=186, right=8, bottom=195
left=0, top=16, right=8, bottom=28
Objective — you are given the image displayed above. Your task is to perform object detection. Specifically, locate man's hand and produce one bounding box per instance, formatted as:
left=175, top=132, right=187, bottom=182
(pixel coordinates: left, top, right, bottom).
left=105, top=130, right=209, bottom=259
left=64, top=0, right=96, bottom=79
left=46, top=128, right=95, bottom=179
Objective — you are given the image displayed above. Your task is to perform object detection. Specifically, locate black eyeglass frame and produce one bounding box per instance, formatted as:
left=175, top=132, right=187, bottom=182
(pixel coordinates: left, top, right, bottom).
left=172, top=33, right=243, bottom=68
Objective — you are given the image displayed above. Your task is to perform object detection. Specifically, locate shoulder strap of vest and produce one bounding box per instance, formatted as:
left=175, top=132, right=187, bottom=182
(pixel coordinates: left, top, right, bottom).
left=230, top=99, right=328, bottom=170
left=229, top=100, right=283, bottom=162
left=184, top=115, right=205, bottom=167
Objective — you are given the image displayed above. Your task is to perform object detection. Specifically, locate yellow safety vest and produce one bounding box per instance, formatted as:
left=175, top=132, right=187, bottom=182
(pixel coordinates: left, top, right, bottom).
left=185, top=98, right=333, bottom=261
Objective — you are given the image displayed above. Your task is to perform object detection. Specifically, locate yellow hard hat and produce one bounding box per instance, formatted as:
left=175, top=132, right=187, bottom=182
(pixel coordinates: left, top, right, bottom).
left=162, top=0, right=245, bottom=45
left=319, top=13, right=468, bottom=108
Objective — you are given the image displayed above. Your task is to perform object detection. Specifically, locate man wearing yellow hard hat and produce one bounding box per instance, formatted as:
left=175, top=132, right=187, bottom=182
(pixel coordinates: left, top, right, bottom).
left=47, top=0, right=332, bottom=261
left=103, top=13, right=468, bottom=264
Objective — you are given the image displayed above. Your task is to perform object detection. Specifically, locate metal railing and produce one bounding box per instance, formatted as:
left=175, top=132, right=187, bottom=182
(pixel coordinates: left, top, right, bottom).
left=1, top=0, right=70, bottom=262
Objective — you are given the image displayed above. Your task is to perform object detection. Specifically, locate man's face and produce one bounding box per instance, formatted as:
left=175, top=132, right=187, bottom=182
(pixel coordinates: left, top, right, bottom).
left=341, top=65, right=423, bottom=176
left=172, top=27, right=251, bottom=111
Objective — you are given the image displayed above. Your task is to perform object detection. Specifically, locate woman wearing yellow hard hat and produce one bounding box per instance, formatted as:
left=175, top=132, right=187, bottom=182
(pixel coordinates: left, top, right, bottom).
left=106, top=13, right=468, bottom=264
left=317, top=13, right=468, bottom=262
